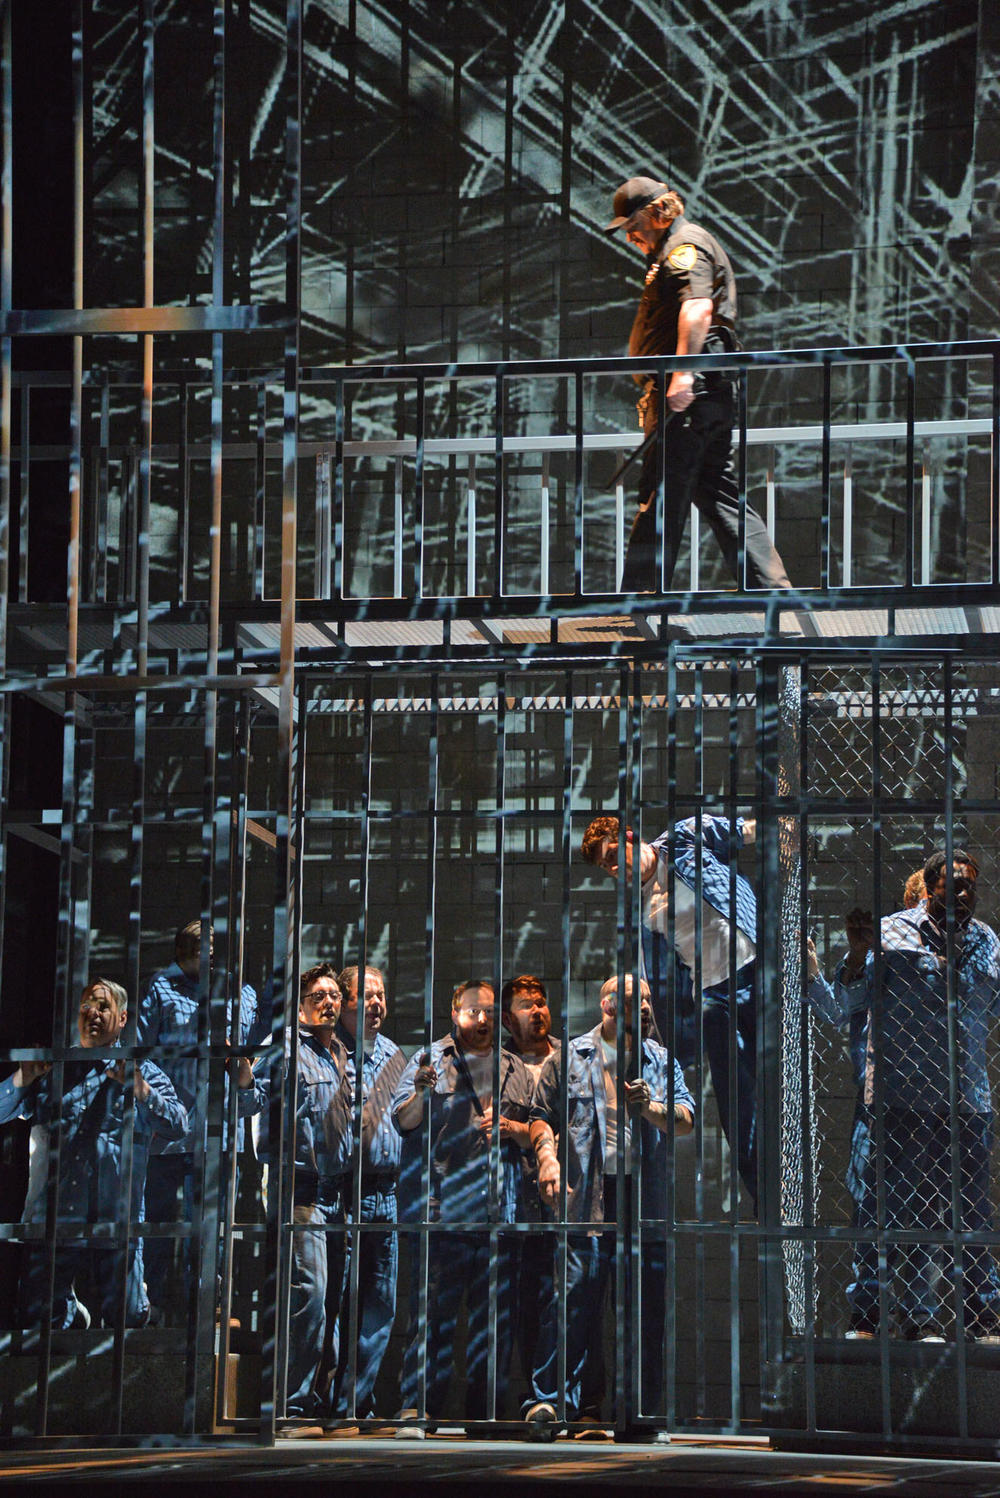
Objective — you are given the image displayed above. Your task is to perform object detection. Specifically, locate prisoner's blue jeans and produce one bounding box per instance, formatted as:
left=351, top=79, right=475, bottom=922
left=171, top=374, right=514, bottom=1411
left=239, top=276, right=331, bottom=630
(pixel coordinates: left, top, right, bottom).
left=286, top=1183, right=347, bottom=1419
left=333, top=1183, right=398, bottom=1417
left=531, top=1178, right=666, bottom=1421
left=701, top=971, right=757, bottom=1213
left=642, top=931, right=757, bottom=1212
left=848, top=1108, right=1000, bottom=1333
left=399, top=1228, right=515, bottom=1419
left=142, top=1153, right=194, bottom=1312
left=19, top=1236, right=149, bottom=1330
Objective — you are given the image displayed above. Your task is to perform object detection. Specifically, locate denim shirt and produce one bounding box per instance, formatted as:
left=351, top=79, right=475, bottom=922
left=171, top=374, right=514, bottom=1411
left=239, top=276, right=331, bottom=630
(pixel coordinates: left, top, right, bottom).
left=0, top=1051, right=187, bottom=1223
left=650, top=816, right=757, bottom=949
left=834, top=906, right=1000, bottom=1114
left=136, top=961, right=260, bottom=1154
left=334, top=1025, right=407, bottom=1180
left=530, top=1024, right=695, bottom=1231
left=392, top=1036, right=532, bottom=1225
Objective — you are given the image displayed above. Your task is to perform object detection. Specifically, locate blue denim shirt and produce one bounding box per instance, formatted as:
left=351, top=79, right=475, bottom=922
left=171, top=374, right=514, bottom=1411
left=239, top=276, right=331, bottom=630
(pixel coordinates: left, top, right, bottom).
left=651, top=815, right=757, bottom=947
left=834, top=905, right=1000, bottom=1114
left=530, top=1024, right=695, bottom=1231
left=136, top=962, right=260, bottom=1154
left=0, top=1052, right=187, bottom=1223
left=392, top=1036, right=532, bottom=1225
left=335, top=1025, right=407, bottom=1179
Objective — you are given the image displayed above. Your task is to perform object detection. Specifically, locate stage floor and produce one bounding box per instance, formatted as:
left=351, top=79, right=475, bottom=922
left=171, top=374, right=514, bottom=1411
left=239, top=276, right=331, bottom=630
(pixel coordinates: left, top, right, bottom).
left=3, top=1433, right=1000, bottom=1496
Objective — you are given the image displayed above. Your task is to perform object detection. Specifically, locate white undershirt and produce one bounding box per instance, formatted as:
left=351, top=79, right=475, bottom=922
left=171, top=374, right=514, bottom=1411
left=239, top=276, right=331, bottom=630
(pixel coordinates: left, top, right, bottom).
left=601, top=1038, right=632, bottom=1175
left=643, top=870, right=755, bottom=988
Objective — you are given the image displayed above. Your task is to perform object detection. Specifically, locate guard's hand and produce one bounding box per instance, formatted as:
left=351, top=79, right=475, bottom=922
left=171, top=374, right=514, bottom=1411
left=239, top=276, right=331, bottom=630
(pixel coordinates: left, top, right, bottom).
left=625, top=1078, right=651, bottom=1115
left=666, top=371, right=695, bottom=411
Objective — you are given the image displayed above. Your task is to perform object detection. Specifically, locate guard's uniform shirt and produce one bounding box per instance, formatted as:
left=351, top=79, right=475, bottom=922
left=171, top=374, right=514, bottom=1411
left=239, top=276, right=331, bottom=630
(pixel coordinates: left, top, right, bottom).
left=628, top=214, right=739, bottom=384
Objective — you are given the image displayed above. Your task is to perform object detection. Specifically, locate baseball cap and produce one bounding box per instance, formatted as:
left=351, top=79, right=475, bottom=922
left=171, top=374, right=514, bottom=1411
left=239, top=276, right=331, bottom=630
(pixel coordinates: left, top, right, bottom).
left=604, top=176, right=670, bottom=233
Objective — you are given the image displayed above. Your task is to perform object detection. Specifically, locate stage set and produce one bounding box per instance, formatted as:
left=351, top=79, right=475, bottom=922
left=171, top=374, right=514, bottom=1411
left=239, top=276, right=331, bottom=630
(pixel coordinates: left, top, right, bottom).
left=1, top=0, right=1000, bottom=1480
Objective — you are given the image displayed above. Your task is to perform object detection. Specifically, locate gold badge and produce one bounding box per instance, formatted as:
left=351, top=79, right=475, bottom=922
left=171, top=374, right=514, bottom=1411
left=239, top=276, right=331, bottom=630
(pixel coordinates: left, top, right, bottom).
left=667, top=242, right=697, bottom=272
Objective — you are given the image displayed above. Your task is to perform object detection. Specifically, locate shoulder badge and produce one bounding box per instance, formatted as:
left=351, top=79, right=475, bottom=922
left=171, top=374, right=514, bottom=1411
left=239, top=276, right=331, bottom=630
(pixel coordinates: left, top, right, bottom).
left=667, top=242, right=698, bottom=272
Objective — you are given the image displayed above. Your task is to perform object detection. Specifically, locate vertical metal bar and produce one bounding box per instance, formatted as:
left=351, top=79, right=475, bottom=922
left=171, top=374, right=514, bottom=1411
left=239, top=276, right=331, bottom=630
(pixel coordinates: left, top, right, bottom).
left=393, top=454, right=404, bottom=599
left=842, top=445, right=853, bottom=588
left=736, top=367, right=748, bottom=589
left=573, top=371, right=583, bottom=598
left=766, top=444, right=776, bottom=539
left=689, top=502, right=700, bottom=592
left=178, top=378, right=191, bottom=603
left=208, top=340, right=223, bottom=673
left=259, top=0, right=303, bottom=1446
left=797, top=660, right=817, bottom=1434
left=215, top=691, right=246, bottom=1427
left=820, top=359, right=831, bottom=592
left=688, top=664, right=708, bottom=1417
left=0, top=0, right=9, bottom=661
left=465, top=453, right=476, bottom=597
left=942, top=657, right=969, bottom=1435
left=540, top=449, right=551, bottom=596
left=332, top=378, right=343, bottom=601
left=254, top=378, right=267, bottom=599
left=992, top=349, right=1000, bottom=585
left=613, top=450, right=623, bottom=591
left=17, top=382, right=27, bottom=604
left=67, top=0, right=85, bottom=681
left=613, top=657, right=633, bottom=1434
left=414, top=378, right=425, bottom=598
left=755, top=657, right=784, bottom=1424
left=137, top=0, right=155, bottom=677
left=627, top=664, right=643, bottom=1426
left=557, top=667, right=574, bottom=1425
left=214, top=689, right=242, bottom=1422
left=94, top=377, right=110, bottom=602
left=869, top=660, right=892, bottom=1437
left=414, top=675, right=440, bottom=1425
left=315, top=450, right=331, bottom=599
left=208, top=0, right=226, bottom=673
left=664, top=647, right=681, bottom=1430
left=904, top=357, right=916, bottom=590
left=920, top=443, right=931, bottom=586
left=269, top=674, right=305, bottom=1429
left=33, top=1050, right=67, bottom=1435
left=485, top=670, right=507, bottom=1421
left=125, top=685, right=147, bottom=1075
left=341, top=678, right=374, bottom=1421
left=726, top=661, right=741, bottom=1429
left=494, top=372, right=505, bottom=598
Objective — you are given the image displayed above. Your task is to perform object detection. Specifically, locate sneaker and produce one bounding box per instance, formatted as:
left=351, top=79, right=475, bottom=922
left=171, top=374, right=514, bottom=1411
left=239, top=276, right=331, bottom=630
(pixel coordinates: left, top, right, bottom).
left=899, top=1320, right=946, bottom=1343
left=572, top=1415, right=613, bottom=1441
left=965, top=1315, right=1000, bottom=1343
left=393, top=1408, right=427, bottom=1440
left=524, top=1402, right=557, bottom=1442
left=277, top=1423, right=325, bottom=1440
left=844, top=1318, right=877, bottom=1340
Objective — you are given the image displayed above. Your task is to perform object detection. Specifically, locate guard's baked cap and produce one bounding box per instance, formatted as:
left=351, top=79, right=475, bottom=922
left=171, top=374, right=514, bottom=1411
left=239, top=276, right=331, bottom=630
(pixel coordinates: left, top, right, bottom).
left=604, top=176, right=670, bottom=233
